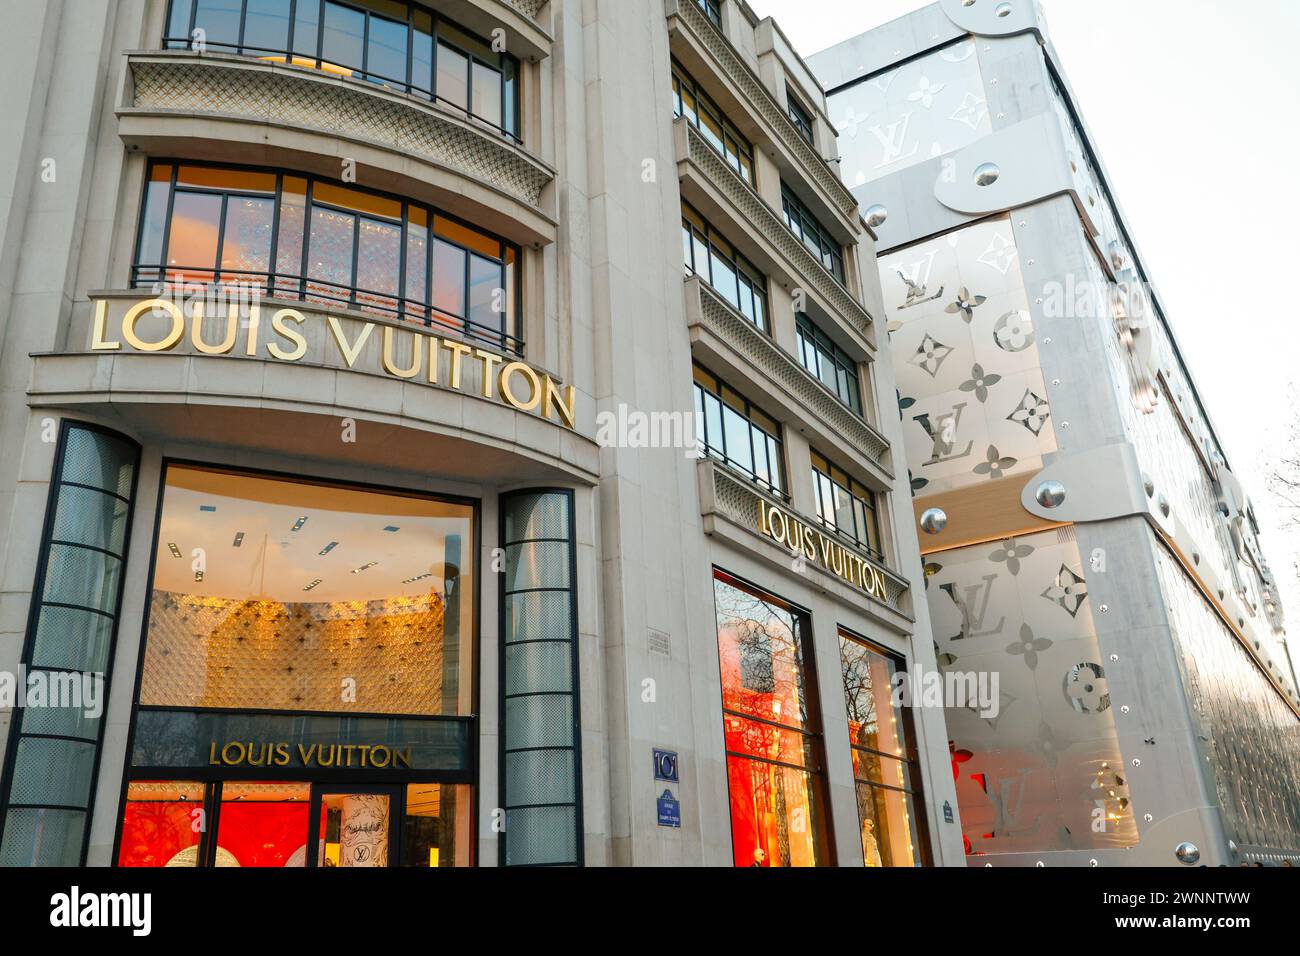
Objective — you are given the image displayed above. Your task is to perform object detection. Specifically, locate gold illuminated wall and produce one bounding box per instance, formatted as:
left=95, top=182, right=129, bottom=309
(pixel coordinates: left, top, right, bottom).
left=140, top=592, right=446, bottom=715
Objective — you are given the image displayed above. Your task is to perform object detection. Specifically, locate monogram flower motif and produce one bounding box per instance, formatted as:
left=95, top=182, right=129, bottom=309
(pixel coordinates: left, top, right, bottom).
left=1006, top=623, right=1053, bottom=670
left=906, top=75, right=946, bottom=109
left=972, top=444, right=1017, bottom=480
left=945, top=286, right=987, bottom=323
left=989, top=538, right=1034, bottom=575
left=959, top=363, right=1002, bottom=403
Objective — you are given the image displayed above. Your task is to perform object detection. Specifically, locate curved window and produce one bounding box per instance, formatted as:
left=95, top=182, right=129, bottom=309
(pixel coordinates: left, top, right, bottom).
left=132, top=161, right=522, bottom=354
left=163, top=0, right=520, bottom=141
left=796, top=313, right=862, bottom=415
left=782, top=183, right=845, bottom=284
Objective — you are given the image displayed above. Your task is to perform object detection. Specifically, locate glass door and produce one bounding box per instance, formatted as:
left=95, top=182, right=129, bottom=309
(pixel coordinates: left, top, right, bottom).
left=308, top=785, right=399, bottom=868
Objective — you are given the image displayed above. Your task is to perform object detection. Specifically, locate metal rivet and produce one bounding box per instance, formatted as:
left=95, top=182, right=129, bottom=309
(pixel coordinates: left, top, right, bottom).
left=974, top=162, right=1001, bottom=186
left=920, top=507, right=948, bottom=534
left=995, top=1, right=1013, bottom=16
left=1099, top=604, right=1109, bottom=612
left=865, top=203, right=888, bottom=228
left=1142, top=474, right=1154, bottom=498
left=1144, top=813, right=1153, bottom=823
left=1035, top=480, right=1066, bottom=509
left=1120, top=705, right=1130, bottom=714
left=1089, top=859, right=1099, bottom=867
left=1051, top=379, right=1060, bottom=386
left=1110, top=654, right=1119, bottom=662
left=1043, top=337, right=1052, bottom=344
left=1035, top=860, right=1044, bottom=867
left=1157, top=495, right=1170, bottom=517
left=1027, top=258, right=1035, bottom=265
left=1175, top=842, right=1201, bottom=865
left=1131, top=758, right=1141, bottom=767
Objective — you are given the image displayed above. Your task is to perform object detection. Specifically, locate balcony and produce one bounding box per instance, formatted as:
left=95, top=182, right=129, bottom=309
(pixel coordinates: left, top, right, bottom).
left=119, top=51, right=556, bottom=245
left=676, top=120, right=874, bottom=349
left=698, top=459, right=912, bottom=620
left=685, top=275, right=891, bottom=485
left=666, top=0, right=860, bottom=233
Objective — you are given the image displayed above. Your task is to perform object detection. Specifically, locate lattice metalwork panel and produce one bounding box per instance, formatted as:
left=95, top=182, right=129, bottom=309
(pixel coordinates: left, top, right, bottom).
left=675, top=0, right=858, bottom=220
left=695, top=280, right=890, bottom=465
left=129, top=57, right=552, bottom=207
left=502, top=0, right=546, bottom=20
left=686, top=123, right=872, bottom=338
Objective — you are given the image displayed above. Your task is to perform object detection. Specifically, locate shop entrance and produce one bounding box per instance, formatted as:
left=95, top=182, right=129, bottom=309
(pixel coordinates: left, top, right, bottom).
left=118, top=779, right=469, bottom=867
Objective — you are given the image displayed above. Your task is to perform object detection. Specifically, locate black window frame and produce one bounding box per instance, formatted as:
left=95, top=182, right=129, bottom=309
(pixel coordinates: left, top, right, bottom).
left=786, top=87, right=815, bottom=146
left=693, top=363, right=787, bottom=498
left=672, top=59, right=756, bottom=187
left=796, top=313, right=863, bottom=415
left=130, top=158, right=524, bottom=356
left=781, top=183, right=846, bottom=284
left=837, top=629, right=932, bottom=867
left=695, top=0, right=723, bottom=29
left=163, top=0, right=522, bottom=142
left=810, top=449, right=883, bottom=559
left=682, top=202, right=769, bottom=332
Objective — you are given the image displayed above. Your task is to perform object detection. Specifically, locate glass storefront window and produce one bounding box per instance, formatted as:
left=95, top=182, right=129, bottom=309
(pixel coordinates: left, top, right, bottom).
left=218, top=782, right=311, bottom=868
left=116, top=781, right=206, bottom=867
left=138, top=465, right=475, bottom=717
left=838, top=633, right=927, bottom=866
left=163, top=0, right=521, bottom=141
left=714, top=570, right=831, bottom=867
left=132, top=161, right=522, bottom=354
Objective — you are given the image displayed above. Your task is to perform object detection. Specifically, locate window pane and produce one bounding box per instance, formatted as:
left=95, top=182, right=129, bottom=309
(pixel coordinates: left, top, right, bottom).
left=355, top=216, right=402, bottom=312
left=503, top=60, right=518, bottom=137
left=857, top=781, right=922, bottom=867
left=469, top=253, right=503, bottom=333
left=139, top=466, right=476, bottom=716
left=220, top=195, right=274, bottom=279
left=431, top=237, right=466, bottom=322
left=726, top=756, right=827, bottom=867
left=472, top=61, right=503, bottom=128
left=750, top=425, right=769, bottom=487
left=402, top=783, right=473, bottom=867
left=722, top=406, right=753, bottom=475
left=710, top=250, right=739, bottom=309
left=117, top=781, right=205, bottom=867
left=307, top=205, right=356, bottom=303
left=714, top=573, right=810, bottom=731
left=367, top=13, right=408, bottom=86
left=436, top=41, right=469, bottom=111
left=136, top=166, right=172, bottom=273
left=193, top=0, right=241, bottom=49
left=219, top=782, right=311, bottom=867
left=702, top=391, right=723, bottom=459
left=411, top=14, right=433, bottom=94
left=167, top=191, right=223, bottom=277
left=405, top=212, right=429, bottom=317
left=322, top=0, right=365, bottom=74
left=243, top=0, right=291, bottom=55
left=292, top=0, right=321, bottom=60
left=275, top=176, right=307, bottom=294
left=166, top=0, right=194, bottom=43
left=838, top=637, right=906, bottom=756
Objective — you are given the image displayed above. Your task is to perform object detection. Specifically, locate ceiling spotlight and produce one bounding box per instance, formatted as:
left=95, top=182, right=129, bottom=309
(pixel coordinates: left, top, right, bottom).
left=351, top=562, right=378, bottom=574
left=319, top=541, right=339, bottom=555
left=303, top=579, right=323, bottom=592
left=167, top=543, right=182, bottom=558
left=232, top=532, right=245, bottom=547
left=291, top=516, right=308, bottom=532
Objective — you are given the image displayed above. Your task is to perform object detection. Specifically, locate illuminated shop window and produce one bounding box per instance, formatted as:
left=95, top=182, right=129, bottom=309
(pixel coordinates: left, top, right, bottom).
left=117, top=780, right=472, bottom=867
left=682, top=203, right=768, bottom=331
left=137, top=465, right=475, bottom=717
left=781, top=184, right=845, bottom=284
left=838, top=633, right=928, bottom=867
left=693, top=364, right=786, bottom=497
left=163, top=0, right=520, bottom=140
left=713, top=570, right=831, bottom=867
left=132, top=161, right=521, bottom=354
left=672, top=61, right=755, bottom=186
left=796, top=313, right=862, bottom=414
left=811, top=450, right=883, bottom=558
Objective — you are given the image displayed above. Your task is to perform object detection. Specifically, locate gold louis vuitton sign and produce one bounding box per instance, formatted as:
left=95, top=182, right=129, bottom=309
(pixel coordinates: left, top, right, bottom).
left=208, top=741, right=413, bottom=770
left=756, top=499, right=891, bottom=604
left=92, top=298, right=576, bottom=429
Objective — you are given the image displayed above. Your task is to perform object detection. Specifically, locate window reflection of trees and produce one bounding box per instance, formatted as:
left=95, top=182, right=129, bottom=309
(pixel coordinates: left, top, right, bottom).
left=715, top=582, right=808, bottom=730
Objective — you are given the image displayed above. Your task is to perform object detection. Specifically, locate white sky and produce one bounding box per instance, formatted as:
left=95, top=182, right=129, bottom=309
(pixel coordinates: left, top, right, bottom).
left=749, top=0, right=1300, bottom=629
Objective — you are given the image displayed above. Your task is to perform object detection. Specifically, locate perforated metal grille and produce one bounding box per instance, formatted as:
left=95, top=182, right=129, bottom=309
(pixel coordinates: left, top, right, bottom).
left=41, top=544, right=122, bottom=613
left=51, top=485, right=130, bottom=555
left=504, top=541, right=570, bottom=591
left=20, top=688, right=101, bottom=742
left=505, top=749, right=576, bottom=807
left=8, top=737, right=97, bottom=808
left=0, top=808, right=86, bottom=866
left=504, top=694, right=573, bottom=751
left=30, top=605, right=114, bottom=672
left=60, top=427, right=134, bottom=497
left=503, top=493, right=571, bottom=542
left=505, top=641, right=573, bottom=696
left=504, top=806, right=578, bottom=866
left=503, top=590, right=571, bottom=644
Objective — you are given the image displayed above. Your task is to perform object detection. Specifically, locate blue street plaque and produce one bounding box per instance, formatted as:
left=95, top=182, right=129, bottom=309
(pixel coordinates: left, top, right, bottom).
left=653, top=748, right=679, bottom=782
left=657, top=789, right=681, bottom=828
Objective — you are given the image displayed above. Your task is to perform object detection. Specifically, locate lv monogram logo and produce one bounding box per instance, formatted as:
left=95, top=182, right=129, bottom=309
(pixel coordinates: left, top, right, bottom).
left=940, top=573, right=1006, bottom=641
left=868, top=111, right=919, bottom=167
left=915, top=402, right=973, bottom=464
